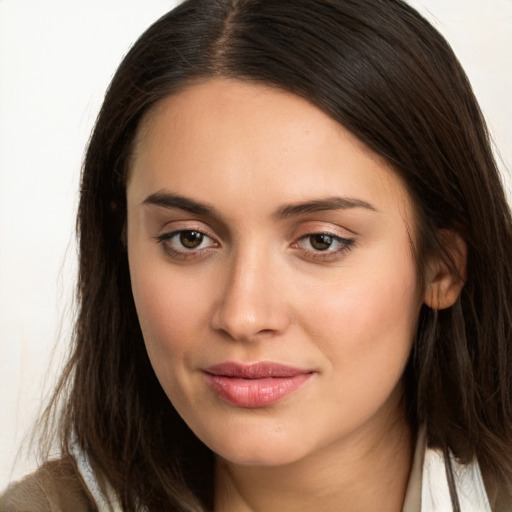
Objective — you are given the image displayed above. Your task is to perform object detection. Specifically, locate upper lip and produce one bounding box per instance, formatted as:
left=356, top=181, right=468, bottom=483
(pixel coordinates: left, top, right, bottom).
left=204, top=361, right=312, bottom=379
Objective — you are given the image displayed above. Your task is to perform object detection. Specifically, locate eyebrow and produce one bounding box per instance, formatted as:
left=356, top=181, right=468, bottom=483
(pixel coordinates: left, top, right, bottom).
left=142, top=191, right=377, bottom=219
left=143, top=191, right=217, bottom=216
left=274, top=197, right=377, bottom=219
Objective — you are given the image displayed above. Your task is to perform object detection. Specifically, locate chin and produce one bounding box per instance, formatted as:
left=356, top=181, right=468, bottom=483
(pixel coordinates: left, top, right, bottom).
left=205, top=431, right=310, bottom=467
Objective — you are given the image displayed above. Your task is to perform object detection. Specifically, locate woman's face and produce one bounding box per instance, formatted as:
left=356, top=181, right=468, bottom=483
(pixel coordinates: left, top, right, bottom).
left=127, top=79, right=423, bottom=467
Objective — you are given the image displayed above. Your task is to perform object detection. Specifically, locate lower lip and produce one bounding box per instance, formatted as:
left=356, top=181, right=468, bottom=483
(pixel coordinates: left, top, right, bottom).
left=203, top=373, right=313, bottom=408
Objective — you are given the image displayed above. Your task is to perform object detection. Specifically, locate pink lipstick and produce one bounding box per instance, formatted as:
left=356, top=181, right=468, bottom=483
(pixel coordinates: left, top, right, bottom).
left=203, top=362, right=314, bottom=408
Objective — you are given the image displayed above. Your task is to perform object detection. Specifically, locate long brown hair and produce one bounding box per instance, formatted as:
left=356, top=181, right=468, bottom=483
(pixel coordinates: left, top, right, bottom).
left=41, top=0, right=512, bottom=510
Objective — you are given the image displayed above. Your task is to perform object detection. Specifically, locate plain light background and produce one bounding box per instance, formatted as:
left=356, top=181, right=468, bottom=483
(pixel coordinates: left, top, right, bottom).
left=1, top=0, right=511, bottom=491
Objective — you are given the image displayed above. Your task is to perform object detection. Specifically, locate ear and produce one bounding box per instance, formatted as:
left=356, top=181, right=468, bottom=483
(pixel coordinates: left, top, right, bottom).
left=423, top=230, right=467, bottom=310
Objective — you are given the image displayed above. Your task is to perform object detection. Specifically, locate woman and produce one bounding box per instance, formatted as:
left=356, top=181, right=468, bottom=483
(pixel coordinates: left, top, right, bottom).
left=2, top=0, right=512, bottom=510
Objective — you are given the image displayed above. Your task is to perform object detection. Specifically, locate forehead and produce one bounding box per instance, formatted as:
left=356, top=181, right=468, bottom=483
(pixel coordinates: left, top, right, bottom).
left=128, top=78, right=413, bottom=224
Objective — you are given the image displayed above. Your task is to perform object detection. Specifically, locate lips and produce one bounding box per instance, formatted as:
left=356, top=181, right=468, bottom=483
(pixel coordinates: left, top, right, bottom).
left=203, top=362, right=314, bottom=408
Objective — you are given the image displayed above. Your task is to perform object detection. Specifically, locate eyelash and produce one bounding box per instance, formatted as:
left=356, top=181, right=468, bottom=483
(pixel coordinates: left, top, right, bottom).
left=155, top=229, right=354, bottom=262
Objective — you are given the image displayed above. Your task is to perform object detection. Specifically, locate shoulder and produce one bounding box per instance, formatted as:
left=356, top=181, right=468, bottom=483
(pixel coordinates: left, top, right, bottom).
left=0, top=457, right=96, bottom=512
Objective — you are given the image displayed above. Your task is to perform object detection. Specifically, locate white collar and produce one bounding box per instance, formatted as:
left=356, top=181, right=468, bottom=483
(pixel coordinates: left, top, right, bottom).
left=403, top=425, right=492, bottom=512
left=70, top=443, right=123, bottom=512
left=421, top=445, right=491, bottom=511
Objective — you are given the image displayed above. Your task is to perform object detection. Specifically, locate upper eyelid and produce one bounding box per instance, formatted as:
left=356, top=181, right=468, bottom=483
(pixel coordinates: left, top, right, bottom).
left=298, top=230, right=349, bottom=239
left=295, top=232, right=354, bottom=248
left=156, top=222, right=217, bottom=239
left=292, top=223, right=357, bottom=241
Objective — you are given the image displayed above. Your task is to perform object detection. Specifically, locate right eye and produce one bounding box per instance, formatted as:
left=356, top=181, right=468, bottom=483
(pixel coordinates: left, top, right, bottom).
left=156, top=229, right=218, bottom=259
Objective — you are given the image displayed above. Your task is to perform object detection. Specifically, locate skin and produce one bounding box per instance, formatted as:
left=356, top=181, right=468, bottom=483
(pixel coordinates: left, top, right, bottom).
left=126, top=78, right=461, bottom=511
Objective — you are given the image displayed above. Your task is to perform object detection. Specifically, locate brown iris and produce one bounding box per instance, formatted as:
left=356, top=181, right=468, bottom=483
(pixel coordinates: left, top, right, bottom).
left=310, top=234, right=334, bottom=251
left=180, top=231, right=204, bottom=249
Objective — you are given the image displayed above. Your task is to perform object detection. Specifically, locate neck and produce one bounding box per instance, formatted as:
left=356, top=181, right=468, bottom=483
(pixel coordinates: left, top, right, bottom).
left=214, top=397, right=414, bottom=512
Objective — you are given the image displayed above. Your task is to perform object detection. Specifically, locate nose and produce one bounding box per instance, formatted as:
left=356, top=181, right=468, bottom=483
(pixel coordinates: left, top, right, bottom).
left=210, top=246, right=291, bottom=342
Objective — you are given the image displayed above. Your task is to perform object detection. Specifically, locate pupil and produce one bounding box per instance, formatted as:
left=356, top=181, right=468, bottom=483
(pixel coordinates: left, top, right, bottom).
left=310, top=234, right=333, bottom=251
left=180, top=231, right=203, bottom=249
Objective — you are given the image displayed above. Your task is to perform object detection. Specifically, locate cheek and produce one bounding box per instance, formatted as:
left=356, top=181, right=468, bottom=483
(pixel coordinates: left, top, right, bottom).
left=129, top=264, right=215, bottom=425
left=303, top=246, right=420, bottom=384
left=345, top=271, right=419, bottom=346
left=129, top=261, right=207, bottom=368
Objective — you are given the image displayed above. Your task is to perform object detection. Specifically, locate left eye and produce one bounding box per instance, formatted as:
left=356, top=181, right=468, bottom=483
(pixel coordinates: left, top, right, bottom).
left=297, top=233, right=352, bottom=252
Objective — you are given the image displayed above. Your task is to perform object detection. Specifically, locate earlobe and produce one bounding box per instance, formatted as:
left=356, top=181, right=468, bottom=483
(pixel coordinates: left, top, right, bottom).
left=423, top=231, right=467, bottom=311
